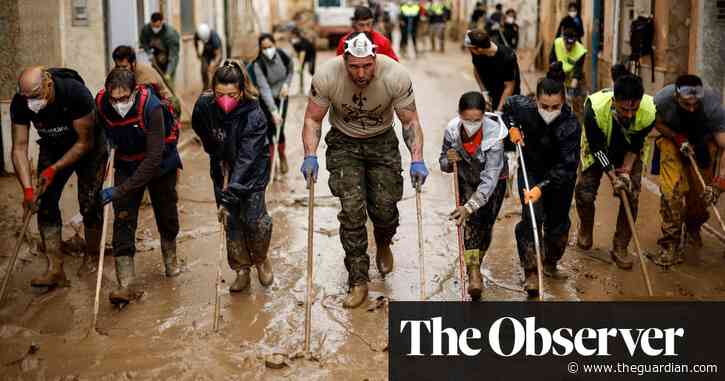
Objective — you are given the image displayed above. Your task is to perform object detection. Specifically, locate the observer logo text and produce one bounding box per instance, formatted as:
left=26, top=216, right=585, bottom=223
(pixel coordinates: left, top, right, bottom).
left=400, top=316, right=685, bottom=357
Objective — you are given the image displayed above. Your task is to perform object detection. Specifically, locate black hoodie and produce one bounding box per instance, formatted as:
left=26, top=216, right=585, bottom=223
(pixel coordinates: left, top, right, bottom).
left=191, top=93, right=270, bottom=196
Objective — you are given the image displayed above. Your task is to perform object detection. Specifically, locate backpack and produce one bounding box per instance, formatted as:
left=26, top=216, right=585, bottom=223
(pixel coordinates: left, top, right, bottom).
left=48, top=68, right=85, bottom=84
left=246, top=49, right=292, bottom=87
left=629, top=16, right=655, bottom=81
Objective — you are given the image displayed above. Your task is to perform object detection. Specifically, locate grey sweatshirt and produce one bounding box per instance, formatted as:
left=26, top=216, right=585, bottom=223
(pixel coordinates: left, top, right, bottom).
left=253, top=49, right=294, bottom=114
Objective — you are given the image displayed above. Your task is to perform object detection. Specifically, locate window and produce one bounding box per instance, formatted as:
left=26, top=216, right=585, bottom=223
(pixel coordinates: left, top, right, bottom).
left=180, top=0, right=195, bottom=34
left=318, top=0, right=342, bottom=7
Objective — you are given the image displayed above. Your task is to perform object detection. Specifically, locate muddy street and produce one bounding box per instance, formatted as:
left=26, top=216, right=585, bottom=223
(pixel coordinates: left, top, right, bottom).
left=2, top=49, right=725, bottom=380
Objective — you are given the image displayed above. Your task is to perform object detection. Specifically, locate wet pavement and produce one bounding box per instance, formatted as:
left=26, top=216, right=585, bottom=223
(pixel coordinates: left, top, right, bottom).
left=1, top=48, right=725, bottom=380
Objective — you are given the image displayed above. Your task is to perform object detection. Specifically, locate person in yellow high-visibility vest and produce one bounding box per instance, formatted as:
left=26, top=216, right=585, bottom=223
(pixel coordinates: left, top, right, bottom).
left=550, top=28, right=587, bottom=122
left=400, top=1, right=421, bottom=56
left=651, top=75, right=725, bottom=266
left=574, top=75, right=656, bottom=270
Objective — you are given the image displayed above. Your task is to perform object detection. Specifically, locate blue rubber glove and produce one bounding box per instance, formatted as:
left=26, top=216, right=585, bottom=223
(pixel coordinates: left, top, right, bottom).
left=100, top=187, right=118, bottom=206
left=410, top=161, right=429, bottom=188
left=300, top=155, right=319, bottom=183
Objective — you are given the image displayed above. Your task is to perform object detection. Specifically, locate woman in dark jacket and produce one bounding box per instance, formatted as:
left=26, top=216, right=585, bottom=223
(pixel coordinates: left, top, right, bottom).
left=191, top=60, right=274, bottom=292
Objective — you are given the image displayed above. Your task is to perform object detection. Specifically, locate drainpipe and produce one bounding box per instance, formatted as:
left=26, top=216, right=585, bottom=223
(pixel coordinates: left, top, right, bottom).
left=612, top=0, right=621, bottom=65
left=591, top=0, right=602, bottom=91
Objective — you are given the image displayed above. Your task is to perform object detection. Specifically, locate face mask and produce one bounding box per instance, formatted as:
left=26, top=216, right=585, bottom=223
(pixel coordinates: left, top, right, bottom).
left=462, top=120, right=482, bottom=137
left=113, top=93, right=136, bottom=118
left=152, top=25, right=162, bottom=34
left=538, top=108, right=561, bottom=125
left=27, top=98, right=47, bottom=114
left=216, top=95, right=239, bottom=114
left=506, top=16, right=515, bottom=24
left=569, top=11, right=578, bottom=18
left=263, top=47, right=276, bottom=60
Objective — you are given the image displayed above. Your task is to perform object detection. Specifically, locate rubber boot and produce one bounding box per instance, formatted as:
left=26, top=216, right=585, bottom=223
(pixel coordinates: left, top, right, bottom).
left=543, top=261, right=569, bottom=280
left=374, top=232, right=394, bottom=276
left=161, top=239, right=181, bottom=277
left=467, top=264, right=483, bottom=301
left=523, top=271, right=539, bottom=298
left=576, top=201, right=595, bottom=250
left=247, top=220, right=274, bottom=287
left=648, top=246, right=677, bottom=268
left=31, top=227, right=69, bottom=288
left=230, top=269, right=251, bottom=292
left=77, top=226, right=102, bottom=276
left=609, top=245, right=634, bottom=270
left=278, top=143, right=288, bottom=174
left=343, top=283, right=369, bottom=309
left=228, top=240, right=252, bottom=292
left=109, top=256, right=143, bottom=305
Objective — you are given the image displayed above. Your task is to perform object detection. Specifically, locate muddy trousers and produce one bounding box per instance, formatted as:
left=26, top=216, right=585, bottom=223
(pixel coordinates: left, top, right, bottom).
left=111, top=170, right=180, bottom=257
left=656, top=138, right=717, bottom=251
left=222, top=191, right=272, bottom=270
left=37, top=144, right=107, bottom=254
left=326, top=128, right=404, bottom=286
left=574, top=160, right=643, bottom=251
left=429, top=22, right=446, bottom=51
left=515, top=168, right=576, bottom=273
left=462, top=179, right=507, bottom=266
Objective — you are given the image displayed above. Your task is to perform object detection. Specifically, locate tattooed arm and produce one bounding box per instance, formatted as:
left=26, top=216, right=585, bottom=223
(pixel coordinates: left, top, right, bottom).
left=302, top=99, right=329, bottom=157
left=395, top=100, right=424, bottom=161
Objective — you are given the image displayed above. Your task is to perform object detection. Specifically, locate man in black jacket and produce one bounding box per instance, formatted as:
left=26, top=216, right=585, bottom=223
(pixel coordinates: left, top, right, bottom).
left=192, top=61, right=274, bottom=292
left=503, top=77, right=581, bottom=297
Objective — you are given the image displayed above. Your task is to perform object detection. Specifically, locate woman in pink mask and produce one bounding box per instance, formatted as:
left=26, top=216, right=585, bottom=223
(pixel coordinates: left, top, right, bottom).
left=191, top=60, right=275, bottom=293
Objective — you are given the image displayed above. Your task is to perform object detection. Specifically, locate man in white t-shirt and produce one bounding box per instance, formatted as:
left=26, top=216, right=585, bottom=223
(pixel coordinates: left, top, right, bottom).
left=300, top=32, right=428, bottom=308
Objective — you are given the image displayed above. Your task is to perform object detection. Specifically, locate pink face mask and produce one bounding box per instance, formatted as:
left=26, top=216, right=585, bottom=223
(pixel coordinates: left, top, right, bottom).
left=216, top=95, right=239, bottom=113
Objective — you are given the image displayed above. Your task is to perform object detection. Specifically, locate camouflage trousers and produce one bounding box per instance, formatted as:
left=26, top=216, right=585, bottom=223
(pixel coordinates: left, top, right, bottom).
left=325, top=128, right=404, bottom=286
left=462, top=179, right=507, bottom=266
left=655, top=138, right=717, bottom=251
left=575, top=159, right=643, bottom=251
left=516, top=168, right=576, bottom=273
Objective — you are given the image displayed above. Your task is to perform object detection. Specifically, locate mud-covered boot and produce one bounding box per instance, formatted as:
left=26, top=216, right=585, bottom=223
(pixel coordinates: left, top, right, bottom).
left=31, top=227, right=69, bottom=288
left=230, top=269, right=251, bottom=292
left=278, top=143, right=288, bottom=174
left=647, top=246, right=677, bottom=268
left=575, top=201, right=595, bottom=250
left=228, top=240, right=252, bottom=292
left=343, top=283, right=369, bottom=309
left=256, top=258, right=274, bottom=287
left=467, top=264, right=483, bottom=300
left=161, top=239, right=181, bottom=277
left=610, top=246, right=634, bottom=270
left=109, top=256, right=143, bottom=305
left=374, top=233, right=394, bottom=276
left=523, top=271, right=539, bottom=298
left=543, top=262, right=570, bottom=280
left=77, top=226, right=102, bottom=276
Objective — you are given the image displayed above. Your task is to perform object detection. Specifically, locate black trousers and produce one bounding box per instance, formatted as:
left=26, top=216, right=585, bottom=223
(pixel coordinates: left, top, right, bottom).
left=111, top=169, right=179, bottom=257
left=514, top=168, right=575, bottom=272
left=261, top=97, right=289, bottom=145
left=37, top=144, right=107, bottom=234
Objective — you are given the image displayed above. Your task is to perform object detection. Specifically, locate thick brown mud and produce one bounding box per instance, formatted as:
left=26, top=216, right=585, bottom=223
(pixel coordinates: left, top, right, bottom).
left=1, top=50, right=724, bottom=380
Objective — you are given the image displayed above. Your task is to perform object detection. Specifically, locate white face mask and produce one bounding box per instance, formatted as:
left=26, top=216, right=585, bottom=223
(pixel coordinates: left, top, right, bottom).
left=27, top=98, right=47, bottom=114
left=538, top=108, right=561, bottom=125
left=461, top=120, right=483, bottom=137
left=569, top=11, right=578, bottom=18
left=263, top=47, right=277, bottom=60
left=113, top=93, right=136, bottom=118
left=505, top=16, right=515, bottom=24
left=152, top=25, right=163, bottom=34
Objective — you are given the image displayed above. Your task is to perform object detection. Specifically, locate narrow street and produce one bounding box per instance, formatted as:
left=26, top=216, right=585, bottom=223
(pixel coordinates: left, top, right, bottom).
left=1, top=48, right=725, bottom=380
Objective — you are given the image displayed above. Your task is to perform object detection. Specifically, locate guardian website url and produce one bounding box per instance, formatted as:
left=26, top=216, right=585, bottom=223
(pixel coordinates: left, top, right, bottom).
left=567, top=361, right=719, bottom=376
